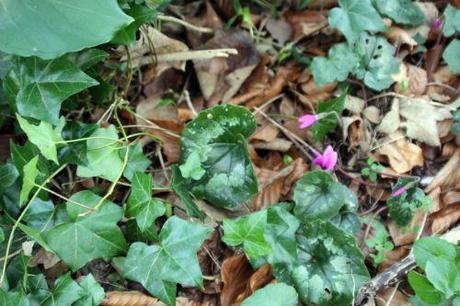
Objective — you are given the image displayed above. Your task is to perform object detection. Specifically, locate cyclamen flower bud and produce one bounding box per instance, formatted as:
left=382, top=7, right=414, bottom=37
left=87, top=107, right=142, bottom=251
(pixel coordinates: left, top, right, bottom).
left=312, top=145, right=337, bottom=171
left=432, top=19, right=442, bottom=30
left=298, top=114, right=318, bottom=129
left=391, top=186, right=408, bottom=197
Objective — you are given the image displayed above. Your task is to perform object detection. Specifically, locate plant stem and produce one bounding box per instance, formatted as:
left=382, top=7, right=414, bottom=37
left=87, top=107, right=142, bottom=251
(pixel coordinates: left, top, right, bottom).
left=0, top=163, right=67, bottom=285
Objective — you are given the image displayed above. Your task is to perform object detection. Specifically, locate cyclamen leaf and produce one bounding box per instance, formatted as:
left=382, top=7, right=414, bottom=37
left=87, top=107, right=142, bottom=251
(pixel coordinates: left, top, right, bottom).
left=374, top=0, right=425, bottom=26
left=425, top=258, right=460, bottom=298
left=175, top=104, right=258, bottom=209
left=274, top=220, right=370, bottom=306
left=127, top=172, right=165, bottom=232
left=121, top=216, right=212, bottom=305
left=7, top=57, right=98, bottom=124
left=241, top=283, right=298, bottom=306
left=311, top=43, right=358, bottom=86
left=19, top=156, right=39, bottom=206
left=413, top=237, right=457, bottom=271
left=46, top=191, right=127, bottom=270
left=328, top=0, right=387, bottom=43
left=293, top=171, right=358, bottom=225
left=77, top=126, right=124, bottom=182
left=0, top=0, right=133, bottom=59
left=310, top=93, right=346, bottom=141
left=443, top=39, right=460, bottom=74
left=408, top=271, right=445, bottom=305
left=264, top=205, right=300, bottom=265
left=17, top=115, right=62, bottom=164
left=443, top=5, right=460, bottom=37
left=223, top=210, right=271, bottom=260
left=170, top=165, right=204, bottom=219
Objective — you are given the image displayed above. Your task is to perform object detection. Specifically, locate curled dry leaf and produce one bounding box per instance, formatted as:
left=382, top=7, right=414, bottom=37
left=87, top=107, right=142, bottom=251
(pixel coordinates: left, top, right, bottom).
left=430, top=203, right=460, bottom=235
left=345, top=95, right=365, bottom=114
left=102, top=291, right=158, bottom=306
left=265, top=17, right=292, bottom=45
left=363, top=106, right=380, bottom=124
left=443, top=191, right=460, bottom=206
left=29, top=248, right=61, bottom=269
left=377, top=133, right=423, bottom=174
left=251, top=124, right=279, bottom=142
left=252, top=158, right=308, bottom=210
left=378, top=99, right=399, bottom=134
left=386, top=26, right=417, bottom=47
left=426, top=149, right=460, bottom=193
left=342, top=116, right=364, bottom=150
left=283, top=10, right=328, bottom=39
left=252, top=138, right=293, bottom=152
left=221, top=254, right=272, bottom=306
left=394, top=65, right=427, bottom=96
left=193, top=29, right=260, bottom=104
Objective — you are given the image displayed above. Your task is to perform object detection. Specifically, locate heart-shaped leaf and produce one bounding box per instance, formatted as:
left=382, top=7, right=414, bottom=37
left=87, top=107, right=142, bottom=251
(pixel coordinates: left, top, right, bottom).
left=173, top=104, right=258, bottom=209
left=374, top=0, right=425, bottom=26
left=241, top=283, right=298, bottom=306
left=46, top=191, right=127, bottom=270
left=0, top=0, right=133, bottom=59
left=273, top=220, right=370, bottom=306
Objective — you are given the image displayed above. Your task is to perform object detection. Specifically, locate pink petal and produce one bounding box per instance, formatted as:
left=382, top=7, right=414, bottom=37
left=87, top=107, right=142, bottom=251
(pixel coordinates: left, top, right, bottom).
left=313, top=155, right=324, bottom=167
left=298, top=114, right=318, bottom=129
left=432, top=19, right=442, bottom=30
left=391, top=187, right=408, bottom=197
left=321, top=146, right=337, bottom=170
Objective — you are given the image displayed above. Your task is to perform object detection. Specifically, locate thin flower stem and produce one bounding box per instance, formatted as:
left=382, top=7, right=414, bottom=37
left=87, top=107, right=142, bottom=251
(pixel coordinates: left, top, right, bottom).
left=0, top=163, right=68, bottom=285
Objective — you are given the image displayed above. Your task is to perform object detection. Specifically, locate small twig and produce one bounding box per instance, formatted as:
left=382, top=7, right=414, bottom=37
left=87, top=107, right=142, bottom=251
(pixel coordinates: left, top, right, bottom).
left=133, top=49, right=238, bottom=66
left=183, top=90, right=197, bottom=117
left=157, top=15, right=214, bottom=34
left=384, top=282, right=400, bottom=306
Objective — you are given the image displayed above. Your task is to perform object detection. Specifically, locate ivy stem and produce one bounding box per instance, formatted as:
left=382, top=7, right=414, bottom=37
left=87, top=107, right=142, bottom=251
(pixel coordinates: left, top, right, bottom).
left=79, top=111, right=130, bottom=216
left=33, top=184, right=94, bottom=210
left=0, top=163, right=68, bottom=285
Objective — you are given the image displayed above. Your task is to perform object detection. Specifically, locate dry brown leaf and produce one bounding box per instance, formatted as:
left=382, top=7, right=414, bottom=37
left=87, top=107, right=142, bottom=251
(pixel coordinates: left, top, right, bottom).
left=265, top=17, right=292, bottom=45
left=235, top=264, right=273, bottom=303
left=252, top=158, right=308, bottom=210
left=407, top=2, right=439, bottom=40
left=399, top=97, right=454, bottom=146
left=426, top=149, right=460, bottom=193
left=193, top=29, right=260, bottom=104
left=386, top=26, right=417, bottom=47
left=102, top=291, right=157, bottom=306
left=376, top=287, right=410, bottom=306
left=252, top=138, right=292, bottom=152
left=443, top=191, right=460, bottom=206
left=342, top=116, right=364, bottom=149
left=251, top=124, right=279, bottom=142
left=377, top=99, right=399, bottom=134
left=377, top=133, right=424, bottom=174
left=220, top=254, right=253, bottom=306
left=430, top=203, right=460, bottom=235
left=363, top=106, right=381, bottom=124
left=283, top=10, right=328, bottom=39
left=29, top=248, right=61, bottom=269
left=345, top=96, right=365, bottom=114
left=378, top=246, right=410, bottom=272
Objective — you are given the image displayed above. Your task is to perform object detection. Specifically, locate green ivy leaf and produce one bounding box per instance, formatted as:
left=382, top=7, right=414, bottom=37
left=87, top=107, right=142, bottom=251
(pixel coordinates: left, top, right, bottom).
left=0, top=163, right=19, bottom=193
left=60, top=121, right=98, bottom=166
left=74, top=274, right=105, bottom=306
left=352, top=33, right=400, bottom=91
left=77, top=126, right=124, bottom=182
left=46, top=190, right=127, bottom=270
left=374, top=0, right=425, bottom=26
left=223, top=210, right=272, bottom=260
left=413, top=237, right=457, bottom=270
left=310, top=93, right=346, bottom=141
left=0, top=0, right=133, bottom=59
left=175, top=104, right=258, bottom=209
left=443, top=5, right=460, bottom=37
left=41, top=273, right=86, bottom=306
left=408, top=271, right=446, bottom=305
left=170, top=165, right=204, bottom=219
left=310, top=43, right=358, bottom=86
left=6, top=57, right=98, bottom=124
left=127, top=172, right=165, bottom=232
left=274, top=220, right=370, bottom=306
left=17, top=115, right=62, bottom=164
left=122, top=143, right=151, bottom=182
left=23, top=198, right=55, bottom=231
left=241, top=283, right=298, bottom=306
left=19, top=156, right=39, bottom=207
left=10, top=141, right=49, bottom=182
left=121, top=216, right=212, bottom=305
left=293, top=171, right=357, bottom=224
left=328, top=0, right=387, bottom=43
left=112, top=4, right=157, bottom=45
left=264, top=205, right=300, bottom=265
left=443, top=39, right=460, bottom=74
left=69, top=49, right=109, bottom=71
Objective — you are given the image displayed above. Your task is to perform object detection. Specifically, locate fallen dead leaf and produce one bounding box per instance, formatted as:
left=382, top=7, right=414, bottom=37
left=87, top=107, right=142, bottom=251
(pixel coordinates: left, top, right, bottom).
left=394, top=65, right=427, bottom=96
left=377, top=99, right=399, bottom=135
left=363, top=106, right=381, bottom=124
left=376, top=287, right=410, bottom=306
left=265, top=17, right=292, bottom=45
left=430, top=203, right=460, bottom=235
left=388, top=207, right=425, bottom=246
left=220, top=254, right=253, bottom=306
left=251, top=124, right=279, bottom=142
left=102, top=291, right=157, bottom=306
left=426, top=149, right=460, bottom=193
left=377, top=133, right=424, bottom=174
left=29, top=248, right=61, bottom=269
left=283, top=10, right=328, bottom=39
left=386, top=26, right=417, bottom=47
left=252, top=158, right=308, bottom=210
left=235, top=264, right=273, bottom=304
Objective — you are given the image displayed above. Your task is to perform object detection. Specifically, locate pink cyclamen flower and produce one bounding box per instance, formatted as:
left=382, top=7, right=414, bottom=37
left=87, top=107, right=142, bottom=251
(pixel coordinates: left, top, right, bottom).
left=312, top=145, right=337, bottom=171
left=432, top=19, right=442, bottom=30
left=298, top=114, right=318, bottom=129
left=391, top=187, right=408, bottom=197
